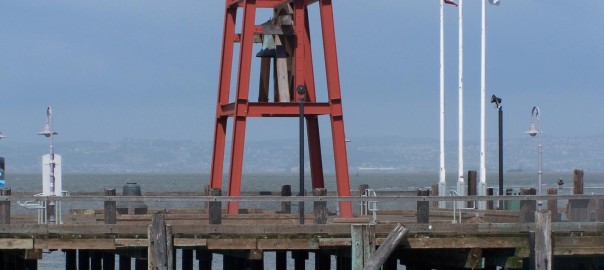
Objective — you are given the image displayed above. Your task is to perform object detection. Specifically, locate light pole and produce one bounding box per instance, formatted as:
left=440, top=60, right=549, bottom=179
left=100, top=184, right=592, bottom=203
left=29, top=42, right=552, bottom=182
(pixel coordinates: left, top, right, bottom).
left=525, top=106, right=542, bottom=209
left=490, top=95, right=503, bottom=198
left=38, top=106, right=58, bottom=224
left=297, top=85, right=306, bottom=225
left=0, top=131, right=5, bottom=189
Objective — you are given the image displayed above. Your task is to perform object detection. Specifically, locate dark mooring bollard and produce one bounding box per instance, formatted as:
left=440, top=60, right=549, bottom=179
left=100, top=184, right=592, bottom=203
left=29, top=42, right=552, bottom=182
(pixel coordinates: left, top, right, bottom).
left=313, top=188, right=327, bottom=224
left=0, top=188, right=11, bottom=224
left=117, top=183, right=147, bottom=215
left=209, top=188, right=222, bottom=225
left=417, top=188, right=430, bottom=223
left=104, top=188, right=116, bottom=224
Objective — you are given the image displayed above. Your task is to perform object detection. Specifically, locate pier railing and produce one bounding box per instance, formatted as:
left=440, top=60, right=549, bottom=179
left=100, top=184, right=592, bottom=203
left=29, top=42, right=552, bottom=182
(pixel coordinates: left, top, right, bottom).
left=0, top=188, right=603, bottom=225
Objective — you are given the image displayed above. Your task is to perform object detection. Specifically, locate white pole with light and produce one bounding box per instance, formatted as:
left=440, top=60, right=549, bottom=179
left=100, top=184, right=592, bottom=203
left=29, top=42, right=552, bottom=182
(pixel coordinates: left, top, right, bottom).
left=38, top=106, right=60, bottom=224
left=526, top=106, right=543, bottom=209
left=478, top=0, right=487, bottom=210
left=457, top=0, right=465, bottom=209
left=438, top=0, right=447, bottom=208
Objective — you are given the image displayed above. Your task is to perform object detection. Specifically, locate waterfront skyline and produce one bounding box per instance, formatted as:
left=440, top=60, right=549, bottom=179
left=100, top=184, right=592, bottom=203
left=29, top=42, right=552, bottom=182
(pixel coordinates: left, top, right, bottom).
left=1, top=1, right=603, bottom=144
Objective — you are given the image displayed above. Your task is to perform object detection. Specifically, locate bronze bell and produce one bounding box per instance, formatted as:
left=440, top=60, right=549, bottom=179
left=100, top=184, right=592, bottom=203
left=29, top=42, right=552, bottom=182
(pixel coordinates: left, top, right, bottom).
left=256, top=35, right=276, bottom=58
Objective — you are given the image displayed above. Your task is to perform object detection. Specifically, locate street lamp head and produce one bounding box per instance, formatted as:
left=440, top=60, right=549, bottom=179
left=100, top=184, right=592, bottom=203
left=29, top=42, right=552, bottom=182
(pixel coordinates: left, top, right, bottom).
left=490, top=95, right=502, bottom=108
left=38, top=123, right=58, bottom=138
left=525, top=122, right=539, bottom=137
left=0, top=130, right=5, bottom=140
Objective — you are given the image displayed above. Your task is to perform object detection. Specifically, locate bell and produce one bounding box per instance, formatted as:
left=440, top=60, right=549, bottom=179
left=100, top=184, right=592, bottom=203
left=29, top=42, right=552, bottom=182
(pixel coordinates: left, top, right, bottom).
left=256, top=35, right=276, bottom=58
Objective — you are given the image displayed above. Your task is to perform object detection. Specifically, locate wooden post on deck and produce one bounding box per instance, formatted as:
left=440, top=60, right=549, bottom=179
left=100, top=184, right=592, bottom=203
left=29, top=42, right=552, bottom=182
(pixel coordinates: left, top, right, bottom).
left=416, top=188, right=430, bottom=224
left=104, top=188, right=117, bottom=224
left=431, top=183, right=439, bottom=208
left=351, top=224, right=375, bottom=270
left=314, top=188, right=327, bottom=224
left=487, top=188, right=494, bottom=210
left=0, top=188, right=11, bottom=224
left=208, top=188, right=222, bottom=225
left=280, top=185, right=292, bottom=214
left=520, top=188, right=536, bottom=223
left=569, top=169, right=589, bottom=221
left=535, top=210, right=552, bottom=270
left=547, top=188, right=560, bottom=222
left=467, top=171, right=477, bottom=209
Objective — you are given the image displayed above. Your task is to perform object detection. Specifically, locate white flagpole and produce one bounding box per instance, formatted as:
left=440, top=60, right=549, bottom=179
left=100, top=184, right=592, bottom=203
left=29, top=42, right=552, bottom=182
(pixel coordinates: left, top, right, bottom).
left=439, top=0, right=446, bottom=208
left=479, top=0, right=487, bottom=209
left=457, top=0, right=465, bottom=206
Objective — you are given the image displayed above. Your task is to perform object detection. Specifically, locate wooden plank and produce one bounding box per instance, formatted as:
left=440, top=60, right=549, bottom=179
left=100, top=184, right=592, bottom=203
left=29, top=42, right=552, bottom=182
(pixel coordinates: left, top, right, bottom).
left=207, top=239, right=257, bottom=250
left=115, top=239, right=148, bottom=248
left=34, top=239, right=115, bottom=250
left=173, top=238, right=207, bottom=247
left=554, top=247, right=604, bottom=256
left=273, top=35, right=290, bottom=102
left=318, top=238, right=351, bottom=247
left=257, top=238, right=319, bottom=250
left=166, top=225, right=174, bottom=270
left=0, top=239, right=33, bottom=249
left=401, top=236, right=529, bottom=249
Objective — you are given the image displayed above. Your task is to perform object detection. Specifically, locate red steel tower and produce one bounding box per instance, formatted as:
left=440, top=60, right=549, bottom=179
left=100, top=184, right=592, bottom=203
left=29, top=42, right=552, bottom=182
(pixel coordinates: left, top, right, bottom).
left=210, top=0, right=352, bottom=217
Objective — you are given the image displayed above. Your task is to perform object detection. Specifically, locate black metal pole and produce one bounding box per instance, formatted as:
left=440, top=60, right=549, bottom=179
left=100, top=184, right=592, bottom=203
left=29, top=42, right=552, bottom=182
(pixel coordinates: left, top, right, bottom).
left=297, top=85, right=306, bottom=225
left=498, top=106, right=503, bottom=196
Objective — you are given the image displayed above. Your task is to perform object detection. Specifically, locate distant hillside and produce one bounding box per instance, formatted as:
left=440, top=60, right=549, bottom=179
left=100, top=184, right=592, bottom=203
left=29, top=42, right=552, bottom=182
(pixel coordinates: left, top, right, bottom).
left=1, top=135, right=603, bottom=173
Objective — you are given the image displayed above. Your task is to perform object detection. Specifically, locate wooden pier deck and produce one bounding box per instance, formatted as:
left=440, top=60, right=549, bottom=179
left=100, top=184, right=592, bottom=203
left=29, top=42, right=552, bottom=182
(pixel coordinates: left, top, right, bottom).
left=0, top=186, right=604, bottom=270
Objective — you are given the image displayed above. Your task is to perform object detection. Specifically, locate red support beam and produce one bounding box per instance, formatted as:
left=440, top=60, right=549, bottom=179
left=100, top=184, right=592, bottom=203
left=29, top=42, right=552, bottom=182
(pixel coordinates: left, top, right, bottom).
left=226, top=0, right=257, bottom=214
left=210, top=7, right=238, bottom=189
left=302, top=7, right=326, bottom=189
left=319, top=0, right=353, bottom=217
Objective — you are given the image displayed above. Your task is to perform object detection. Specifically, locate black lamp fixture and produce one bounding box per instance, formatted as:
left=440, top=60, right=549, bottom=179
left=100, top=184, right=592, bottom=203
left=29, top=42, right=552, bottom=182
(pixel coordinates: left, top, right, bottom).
left=490, top=95, right=504, bottom=201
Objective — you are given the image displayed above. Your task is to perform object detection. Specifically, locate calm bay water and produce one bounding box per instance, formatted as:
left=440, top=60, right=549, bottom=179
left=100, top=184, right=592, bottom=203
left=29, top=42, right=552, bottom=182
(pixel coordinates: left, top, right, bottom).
left=9, top=171, right=604, bottom=269
left=8, top=171, right=604, bottom=194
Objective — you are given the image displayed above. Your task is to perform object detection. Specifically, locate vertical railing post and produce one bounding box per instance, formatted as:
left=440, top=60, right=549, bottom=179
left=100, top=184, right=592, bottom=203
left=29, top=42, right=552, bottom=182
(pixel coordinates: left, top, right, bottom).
left=416, top=188, right=430, bottom=224
left=280, top=185, right=292, bottom=214
left=0, top=188, right=11, bottom=224
left=547, top=188, right=560, bottom=222
left=209, top=188, right=222, bottom=225
left=313, top=188, right=327, bottom=224
left=569, top=169, right=588, bottom=221
left=104, top=188, right=116, bottom=225
left=520, top=188, right=536, bottom=223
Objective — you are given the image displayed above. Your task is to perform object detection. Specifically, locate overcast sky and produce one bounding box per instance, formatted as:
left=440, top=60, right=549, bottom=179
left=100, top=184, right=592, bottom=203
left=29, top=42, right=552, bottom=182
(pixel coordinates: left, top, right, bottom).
left=1, top=1, right=603, bottom=144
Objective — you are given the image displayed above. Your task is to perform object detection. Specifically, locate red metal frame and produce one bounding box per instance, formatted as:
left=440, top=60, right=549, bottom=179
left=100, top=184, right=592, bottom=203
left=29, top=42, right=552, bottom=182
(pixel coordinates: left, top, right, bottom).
left=210, top=0, right=353, bottom=217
